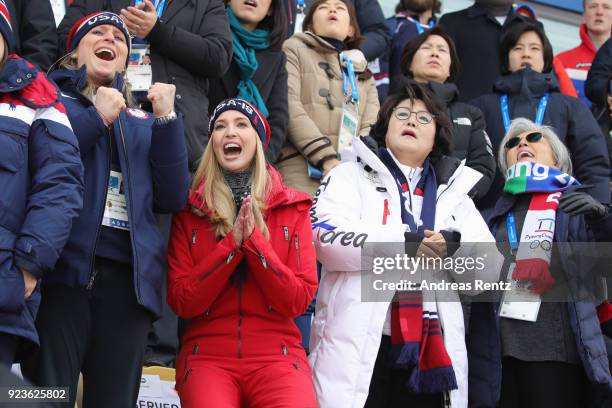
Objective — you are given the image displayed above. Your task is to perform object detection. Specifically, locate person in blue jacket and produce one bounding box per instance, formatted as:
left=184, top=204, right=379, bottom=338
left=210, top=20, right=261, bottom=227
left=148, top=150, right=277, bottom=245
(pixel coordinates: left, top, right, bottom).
left=21, top=12, right=190, bottom=408
left=470, top=20, right=611, bottom=213
left=467, top=118, right=612, bottom=408
left=0, top=0, right=83, bottom=367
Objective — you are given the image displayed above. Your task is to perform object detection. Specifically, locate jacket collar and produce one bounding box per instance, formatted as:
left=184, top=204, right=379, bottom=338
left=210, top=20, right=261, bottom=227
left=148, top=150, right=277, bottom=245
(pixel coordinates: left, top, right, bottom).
left=347, top=136, right=482, bottom=199
left=50, top=66, right=124, bottom=97
left=426, top=81, right=458, bottom=108
left=493, top=68, right=559, bottom=97
left=0, top=55, right=38, bottom=93
left=297, top=32, right=368, bottom=72
left=467, top=3, right=511, bottom=19
left=467, top=4, right=527, bottom=27
left=579, top=23, right=597, bottom=55
left=188, top=164, right=311, bottom=215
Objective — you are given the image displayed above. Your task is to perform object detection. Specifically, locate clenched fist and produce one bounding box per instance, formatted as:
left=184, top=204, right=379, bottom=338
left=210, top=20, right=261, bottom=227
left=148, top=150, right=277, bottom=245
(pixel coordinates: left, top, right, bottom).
left=147, top=82, right=176, bottom=118
left=95, top=86, right=126, bottom=126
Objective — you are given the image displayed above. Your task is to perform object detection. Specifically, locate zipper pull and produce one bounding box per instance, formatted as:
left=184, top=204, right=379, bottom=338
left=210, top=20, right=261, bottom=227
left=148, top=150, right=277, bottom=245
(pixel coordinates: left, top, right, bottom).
left=282, top=344, right=288, bottom=355
left=86, top=268, right=98, bottom=290
left=191, top=229, right=197, bottom=245
left=227, top=249, right=236, bottom=264
left=283, top=226, right=289, bottom=241
left=192, top=344, right=199, bottom=355
left=294, top=235, right=299, bottom=250
left=260, top=254, right=267, bottom=268
left=183, top=367, right=192, bottom=385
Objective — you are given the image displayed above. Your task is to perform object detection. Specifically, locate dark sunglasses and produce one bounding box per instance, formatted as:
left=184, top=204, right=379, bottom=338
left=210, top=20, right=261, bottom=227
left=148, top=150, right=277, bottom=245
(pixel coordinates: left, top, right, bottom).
left=504, top=131, right=543, bottom=150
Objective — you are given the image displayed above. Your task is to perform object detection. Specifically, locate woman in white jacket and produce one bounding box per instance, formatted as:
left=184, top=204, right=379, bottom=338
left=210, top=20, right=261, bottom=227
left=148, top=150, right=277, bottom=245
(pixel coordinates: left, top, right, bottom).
left=309, top=81, right=503, bottom=408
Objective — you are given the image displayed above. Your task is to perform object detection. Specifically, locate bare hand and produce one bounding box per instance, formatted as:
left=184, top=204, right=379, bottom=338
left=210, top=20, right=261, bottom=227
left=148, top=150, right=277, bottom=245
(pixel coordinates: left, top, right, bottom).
left=120, top=0, right=158, bottom=38
left=322, top=158, right=341, bottom=176
left=22, top=269, right=37, bottom=300
left=241, top=197, right=255, bottom=241
left=95, top=86, right=126, bottom=126
left=607, top=95, right=612, bottom=118
left=416, top=229, right=447, bottom=259
left=147, top=82, right=176, bottom=118
left=232, top=204, right=246, bottom=247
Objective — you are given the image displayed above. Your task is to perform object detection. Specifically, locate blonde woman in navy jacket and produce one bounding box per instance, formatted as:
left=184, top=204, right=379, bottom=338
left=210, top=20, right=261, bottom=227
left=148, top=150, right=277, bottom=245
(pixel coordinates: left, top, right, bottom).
left=22, top=12, right=189, bottom=408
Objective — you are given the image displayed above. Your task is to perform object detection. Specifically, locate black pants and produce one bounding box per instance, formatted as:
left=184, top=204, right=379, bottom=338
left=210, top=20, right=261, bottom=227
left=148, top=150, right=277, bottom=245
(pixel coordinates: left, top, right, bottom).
left=500, top=356, right=588, bottom=408
left=143, top=214, right=178, bottom=367
left=0, top=332, right=18, bottom=367
left=364, top=336, right=444, bottom=408
left=22, top=258, right=153, bottom=408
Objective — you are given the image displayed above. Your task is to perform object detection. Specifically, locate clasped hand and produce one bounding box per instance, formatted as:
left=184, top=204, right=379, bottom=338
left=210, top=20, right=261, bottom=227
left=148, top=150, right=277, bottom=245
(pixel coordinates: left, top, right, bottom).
left=416, top=229, right=448, bottom=259
left=232, top=197, right=255, bottom=247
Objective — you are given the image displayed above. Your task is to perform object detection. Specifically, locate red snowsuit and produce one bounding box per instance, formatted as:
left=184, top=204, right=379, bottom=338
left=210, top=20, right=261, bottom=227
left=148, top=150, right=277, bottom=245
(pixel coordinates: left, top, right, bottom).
left=167, top=166, right=318, bottom=408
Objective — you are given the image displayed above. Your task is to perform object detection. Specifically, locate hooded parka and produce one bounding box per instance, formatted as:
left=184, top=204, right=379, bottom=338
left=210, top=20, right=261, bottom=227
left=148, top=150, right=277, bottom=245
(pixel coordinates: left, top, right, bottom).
left=277, top=32, right=379, bottom=196
left=471, top=69, right=611, bottom=211
left=308, top=136, right=504, bottom=408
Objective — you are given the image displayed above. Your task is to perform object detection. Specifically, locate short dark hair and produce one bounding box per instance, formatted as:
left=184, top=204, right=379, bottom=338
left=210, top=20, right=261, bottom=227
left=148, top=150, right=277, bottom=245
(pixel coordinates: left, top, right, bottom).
left=500, top=21, right=554, bottom=75
left=370, top=79, right=452, bottom=159
left=302, top=0, right=363, bottom=50
left=255, top=0, right=287, bottom=51
left=399, top=26, right=460, bottom=83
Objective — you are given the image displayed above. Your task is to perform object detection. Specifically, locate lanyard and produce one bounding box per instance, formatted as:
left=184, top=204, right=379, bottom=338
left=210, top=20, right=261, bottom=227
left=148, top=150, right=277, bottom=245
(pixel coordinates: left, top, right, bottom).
left=340, top=54, right=359, bottom=104
left=406, top=16, right=435, bottom=34
left=135, top=0, right=165, bottom=17
left=500, top=93, right=549, bottom=133
left=506, top=212, right=519, bottom=254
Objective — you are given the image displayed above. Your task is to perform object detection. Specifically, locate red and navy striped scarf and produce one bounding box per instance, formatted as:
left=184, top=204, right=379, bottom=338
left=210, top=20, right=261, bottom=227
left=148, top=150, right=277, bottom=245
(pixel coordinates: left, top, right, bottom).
left=379, top=148, right=458, bottom=393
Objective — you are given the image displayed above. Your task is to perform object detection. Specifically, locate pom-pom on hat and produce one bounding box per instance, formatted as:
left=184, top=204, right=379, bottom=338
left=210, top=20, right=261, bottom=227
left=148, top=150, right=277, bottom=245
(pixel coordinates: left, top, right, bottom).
left=0, top=0, right=14, bottom=48
left=66, top=12, right=131, bottom=58
left=208, top=98, right=271, bottom=148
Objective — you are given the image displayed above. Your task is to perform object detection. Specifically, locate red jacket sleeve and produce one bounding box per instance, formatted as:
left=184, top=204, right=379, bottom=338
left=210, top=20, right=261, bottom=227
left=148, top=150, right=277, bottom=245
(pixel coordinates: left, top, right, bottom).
left=242, top=213, right=318, bottom=318
left=166, top=210, right=244, bottom=318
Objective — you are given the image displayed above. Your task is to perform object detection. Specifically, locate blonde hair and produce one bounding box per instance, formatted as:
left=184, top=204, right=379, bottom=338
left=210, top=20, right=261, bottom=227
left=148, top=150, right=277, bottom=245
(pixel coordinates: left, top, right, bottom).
left=191, top=132, right=270, bottom=239
left=59, top=50, right=135, bottom=107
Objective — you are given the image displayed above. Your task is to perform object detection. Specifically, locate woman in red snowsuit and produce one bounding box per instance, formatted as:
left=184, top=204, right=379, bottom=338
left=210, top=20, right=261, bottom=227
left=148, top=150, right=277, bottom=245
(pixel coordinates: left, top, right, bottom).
left=167, top=98, right=318, bottom=408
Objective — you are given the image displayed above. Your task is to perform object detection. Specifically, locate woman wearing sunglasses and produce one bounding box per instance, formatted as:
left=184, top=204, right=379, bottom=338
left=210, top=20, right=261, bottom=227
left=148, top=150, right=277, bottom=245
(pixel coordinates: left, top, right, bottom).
left=468, top=117, right=612, bottom=408
left=309, top=81, right=502, bottom=408
left=470, top=20, right=610, bottom=212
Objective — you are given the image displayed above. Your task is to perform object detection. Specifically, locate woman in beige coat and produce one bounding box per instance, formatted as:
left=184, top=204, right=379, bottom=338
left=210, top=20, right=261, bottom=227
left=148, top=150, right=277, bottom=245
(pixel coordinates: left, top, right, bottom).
left=278, top=0, right=380, bottom=196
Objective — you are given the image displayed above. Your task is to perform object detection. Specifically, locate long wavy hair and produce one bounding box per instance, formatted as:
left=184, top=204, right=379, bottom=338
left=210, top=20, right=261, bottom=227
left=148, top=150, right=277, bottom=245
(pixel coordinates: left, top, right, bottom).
left=191, top=125, right=270, bottom=240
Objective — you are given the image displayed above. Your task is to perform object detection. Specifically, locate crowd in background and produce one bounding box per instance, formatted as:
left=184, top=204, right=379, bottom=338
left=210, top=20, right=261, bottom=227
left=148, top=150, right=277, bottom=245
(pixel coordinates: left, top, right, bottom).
left=0, top=1, right=611, bottom=408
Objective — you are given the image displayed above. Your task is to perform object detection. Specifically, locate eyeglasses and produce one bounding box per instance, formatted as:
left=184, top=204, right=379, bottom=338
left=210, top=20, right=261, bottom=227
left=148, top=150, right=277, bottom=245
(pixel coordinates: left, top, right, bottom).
left=504, top=131, right=543, bottom=150
left=392, top=107, right=435, bottom=125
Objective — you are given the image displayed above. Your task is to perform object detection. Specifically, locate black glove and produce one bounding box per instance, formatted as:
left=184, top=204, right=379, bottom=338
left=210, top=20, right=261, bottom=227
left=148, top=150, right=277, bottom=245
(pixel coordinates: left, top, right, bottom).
left=558, top=191, right=608, bottom=219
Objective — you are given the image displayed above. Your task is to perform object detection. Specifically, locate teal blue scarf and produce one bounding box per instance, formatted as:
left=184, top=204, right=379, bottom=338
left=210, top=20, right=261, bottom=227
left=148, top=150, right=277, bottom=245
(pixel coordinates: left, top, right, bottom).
left=227, top=8, right=270, bottom=117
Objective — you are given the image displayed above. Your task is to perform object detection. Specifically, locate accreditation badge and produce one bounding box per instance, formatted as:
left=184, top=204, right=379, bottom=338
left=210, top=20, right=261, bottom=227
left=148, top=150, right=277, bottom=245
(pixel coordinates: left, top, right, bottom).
left=102, top=171, right=130, bottom=231
left=294, top=11, right=305, bottom=35
left=499, top=262, right=541, bottom=322
left=126, top=43, right=153, bottom=92
left=337, top=101, right=359, bottom=158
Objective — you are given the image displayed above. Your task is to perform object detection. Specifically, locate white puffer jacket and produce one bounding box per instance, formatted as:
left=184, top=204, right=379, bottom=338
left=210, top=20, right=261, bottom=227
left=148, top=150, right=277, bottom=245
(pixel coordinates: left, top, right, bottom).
left=308, top=137, right=503, bottom=408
